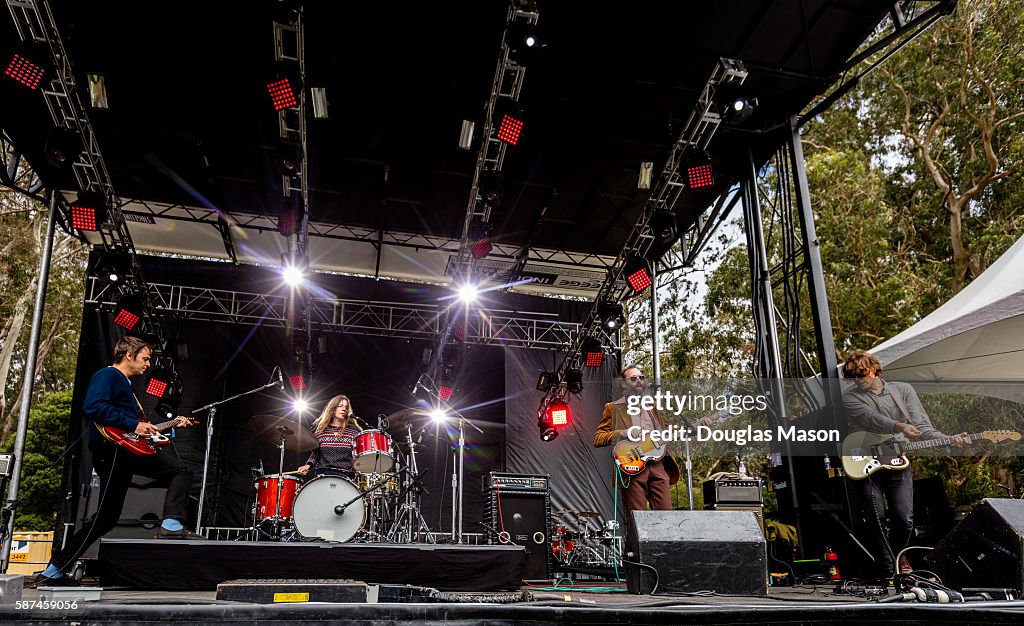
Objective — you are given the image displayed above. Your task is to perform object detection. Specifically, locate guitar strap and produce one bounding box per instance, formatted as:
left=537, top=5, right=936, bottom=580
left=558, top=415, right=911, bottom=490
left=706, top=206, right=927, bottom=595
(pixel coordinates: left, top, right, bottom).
left=886, top=382, right=914, bottom=425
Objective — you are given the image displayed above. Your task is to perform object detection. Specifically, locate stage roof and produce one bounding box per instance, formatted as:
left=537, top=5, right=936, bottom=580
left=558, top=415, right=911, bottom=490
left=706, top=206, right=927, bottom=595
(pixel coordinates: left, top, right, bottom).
left=2, top=1, right=902, bottom=298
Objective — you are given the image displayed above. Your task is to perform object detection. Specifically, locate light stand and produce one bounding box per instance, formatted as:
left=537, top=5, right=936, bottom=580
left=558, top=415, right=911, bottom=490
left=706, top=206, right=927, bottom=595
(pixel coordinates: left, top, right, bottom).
left=192, top=368, right=285, bottom=534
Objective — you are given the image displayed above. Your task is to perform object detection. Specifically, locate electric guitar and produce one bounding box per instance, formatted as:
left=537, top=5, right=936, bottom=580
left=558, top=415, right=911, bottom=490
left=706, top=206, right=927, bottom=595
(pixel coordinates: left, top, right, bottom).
left=96, top=416, right=198, bottom=456
left=841, top=429, right=1021, bottom=480
left=612, top=437, right=667, bottom=475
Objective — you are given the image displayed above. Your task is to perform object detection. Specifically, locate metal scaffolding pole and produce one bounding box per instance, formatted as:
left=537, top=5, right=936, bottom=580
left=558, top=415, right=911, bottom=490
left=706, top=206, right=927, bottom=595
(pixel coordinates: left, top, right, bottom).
left=1, top=193, right=57, bottom=572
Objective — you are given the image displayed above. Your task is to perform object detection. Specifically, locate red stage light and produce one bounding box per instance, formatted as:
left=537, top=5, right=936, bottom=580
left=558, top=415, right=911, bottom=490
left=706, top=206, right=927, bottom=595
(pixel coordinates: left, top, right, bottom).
left=289, top=375, right=306, bottom=390
left=686, top=163, right=714, bottom=189
left=471, top=238, right=493, bottom=259
left=624, top=257, right=652, bottom=293
left=146, top=378, right=169, bottom=398
left=438, top=385, right=453, bottom=402
left=547, top=400, right=570, bottom=426
left=112, top=309, right=140, bottom=330
left=267, top=78, right=297, bottom=111
left=454, top=322, right=467, bottom=342
left=70, top=204, right=98, bottom=231
left=4, top=54, right=45, bottom=90
left=581, top=337, right=604, bottom=368
left=496, top=114, right=523, bottom=145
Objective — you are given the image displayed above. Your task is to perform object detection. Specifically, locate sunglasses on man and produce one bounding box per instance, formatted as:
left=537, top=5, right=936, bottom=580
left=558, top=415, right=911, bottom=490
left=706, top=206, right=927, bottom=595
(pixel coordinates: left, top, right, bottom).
left=627, top=375, right=645, bottom=382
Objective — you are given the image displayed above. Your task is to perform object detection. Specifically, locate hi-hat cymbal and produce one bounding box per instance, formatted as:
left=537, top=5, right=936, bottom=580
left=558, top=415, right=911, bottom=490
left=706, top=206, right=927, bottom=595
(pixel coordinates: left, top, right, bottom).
left=577, top=511, right=601, bottom=518
left=250, top=414, right=317, bottom=452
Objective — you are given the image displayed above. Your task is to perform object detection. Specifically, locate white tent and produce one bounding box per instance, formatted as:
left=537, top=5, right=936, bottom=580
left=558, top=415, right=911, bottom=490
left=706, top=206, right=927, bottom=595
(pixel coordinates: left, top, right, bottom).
left=870, top=231, right=1024, bottom=402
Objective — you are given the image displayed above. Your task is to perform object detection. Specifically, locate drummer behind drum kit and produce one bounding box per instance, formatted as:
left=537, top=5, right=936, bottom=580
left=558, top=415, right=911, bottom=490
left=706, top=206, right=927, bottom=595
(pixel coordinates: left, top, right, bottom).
left=249, top=411, right=433, bottom=544
left=550, top=509, right=624, bottom=570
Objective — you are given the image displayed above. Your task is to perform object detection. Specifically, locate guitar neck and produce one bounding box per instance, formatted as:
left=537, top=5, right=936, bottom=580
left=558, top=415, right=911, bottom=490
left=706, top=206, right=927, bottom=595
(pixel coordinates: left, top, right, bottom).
left=899, top=432, right=980, bottom=451
left=148, top=417, right=180, bottom=432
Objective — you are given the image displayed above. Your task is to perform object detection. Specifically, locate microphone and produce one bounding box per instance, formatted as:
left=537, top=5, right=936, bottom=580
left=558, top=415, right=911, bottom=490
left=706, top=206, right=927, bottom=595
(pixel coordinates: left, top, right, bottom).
left=276, top=367, right=285, bottom=391
left=411, top=373, right=425, bottom=396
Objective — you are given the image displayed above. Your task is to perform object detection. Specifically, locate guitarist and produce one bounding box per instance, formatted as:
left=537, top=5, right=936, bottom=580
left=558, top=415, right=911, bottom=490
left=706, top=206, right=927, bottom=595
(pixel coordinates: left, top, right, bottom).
left=841, top=350, right=969, bottom=579
left=593, top=365, right=680, bottom=521
left=34, top=337, right=199, bottom=587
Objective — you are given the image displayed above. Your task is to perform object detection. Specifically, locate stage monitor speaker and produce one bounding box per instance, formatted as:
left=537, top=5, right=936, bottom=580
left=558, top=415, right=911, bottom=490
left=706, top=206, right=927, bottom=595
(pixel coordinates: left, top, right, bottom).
left=924, top=498, right=1024, bottom=592
left=483, top=489, right=550, bottom=582
left=626, top=510, right=767, bottom=596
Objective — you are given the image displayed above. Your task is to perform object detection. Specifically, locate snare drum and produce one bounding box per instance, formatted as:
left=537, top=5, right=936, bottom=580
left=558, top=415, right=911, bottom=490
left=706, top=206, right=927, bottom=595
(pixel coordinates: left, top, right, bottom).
left=352, top=429, right=394, bottom=473
left=355, top=473, right=399, bottom=497
left=253, top=474, right=301, bottom=521
left=293, top=474, right=364, bottom=542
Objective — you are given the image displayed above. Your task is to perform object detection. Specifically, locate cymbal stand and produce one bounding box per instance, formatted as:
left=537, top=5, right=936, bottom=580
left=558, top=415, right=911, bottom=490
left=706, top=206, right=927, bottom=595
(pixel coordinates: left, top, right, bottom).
left=388, top=425, right=433, bottom=543
left=191, top=371, right=284, bottom=534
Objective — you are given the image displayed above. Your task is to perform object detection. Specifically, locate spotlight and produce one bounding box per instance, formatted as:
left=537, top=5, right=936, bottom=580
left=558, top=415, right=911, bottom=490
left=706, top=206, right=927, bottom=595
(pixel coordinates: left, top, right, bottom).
left=456, top=283, right=479, bottom=304
left=292, top=398, right=309, bottom=413
left=536, top=371, right=558, bottom=392
left=281, top=253, right=308, bottom=287
left=113, top=294, right=144, bottom=330
left=581, top=337, right=604, bottom=368
left=647, top=210, right=678, bottom=260
left=453, top=322, right=468, bottom=342
left=267, top=77, right=298, bottom=111
left=564, top=369, right=584, bottom=395
left=624, top=257, right=653, bottom=293
left=458, top=119, right=475, bottom=150
left=471, top=238, right=493, bottom=259
left=495, top=113, right=524, bottom=146
left=686, top=154, right=714, bottom=189
left=310, top=87, right=329, bottom=119
left=69, top=191, right=109, bottom=232
left=638, top=161, right=653, bottom=190
left=539, top=423, right=558, bottom=442
left=438, top=385, right=454, bottom=402
left=95, top=251, right=131, bottom=284
left=430, top=408, right=447, bottom=423
left=598, top=301, right=626, bottom=331
left=274, top=141, right=302, bottom=177
left=288, top=375, right=307, bottom=390
left=277, top=200, right=298, bottom=237
left=547, top=399, right=570, bottom=426
left=724, top=97, right=758, bottom=124
left=44, top=128, right=83, bottom=171
left=478, top=175, right=503, bottom=211
left=3, top=53, right=45, bottom=90
left=146, top=365, right=173, bottom=398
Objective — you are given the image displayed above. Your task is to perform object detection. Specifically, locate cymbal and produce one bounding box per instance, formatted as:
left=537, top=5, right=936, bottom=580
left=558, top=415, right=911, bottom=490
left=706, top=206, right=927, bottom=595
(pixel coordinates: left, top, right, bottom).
left=386, top=407, right=434, bottom=429
left=577, top=511, right=601, bottom=518
left=552, top=509, right=577, bottom=517
left=250, top=414, right=317, bottom=452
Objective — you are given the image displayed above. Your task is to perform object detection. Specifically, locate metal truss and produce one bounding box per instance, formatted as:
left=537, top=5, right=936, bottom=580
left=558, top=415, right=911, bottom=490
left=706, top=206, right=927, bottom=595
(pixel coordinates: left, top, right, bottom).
left=85, top=277, right=578, bottom=350
left=0, top=130, right=45, bottom=202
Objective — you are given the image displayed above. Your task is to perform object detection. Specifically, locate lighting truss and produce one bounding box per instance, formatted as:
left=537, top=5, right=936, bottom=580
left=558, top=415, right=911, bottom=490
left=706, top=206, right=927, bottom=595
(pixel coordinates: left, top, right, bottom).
left=85, top=278, right=580, bottom=350
left=0, top=130, right=45, bottom=202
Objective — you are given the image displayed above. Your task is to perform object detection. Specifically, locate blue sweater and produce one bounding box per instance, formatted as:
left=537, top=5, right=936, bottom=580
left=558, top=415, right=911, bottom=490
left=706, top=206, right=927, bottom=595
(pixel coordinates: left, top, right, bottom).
left=83, top=366, right=141, bottom=444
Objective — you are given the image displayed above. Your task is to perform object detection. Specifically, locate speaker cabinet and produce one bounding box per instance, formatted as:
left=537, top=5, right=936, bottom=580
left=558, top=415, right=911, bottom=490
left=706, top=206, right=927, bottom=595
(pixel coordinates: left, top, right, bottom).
left=484, top=490, right=551, bottom=582
left=626, top=510, right=767, bottom=596
left=925, top=498, right=1024, bottom=592
left=704, top=504, right=765, bottom=535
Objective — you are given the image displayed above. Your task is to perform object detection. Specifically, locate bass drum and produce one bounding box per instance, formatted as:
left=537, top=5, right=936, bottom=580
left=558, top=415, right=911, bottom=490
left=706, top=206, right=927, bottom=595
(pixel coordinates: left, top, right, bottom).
left=293, top=475, right=365, bottom=542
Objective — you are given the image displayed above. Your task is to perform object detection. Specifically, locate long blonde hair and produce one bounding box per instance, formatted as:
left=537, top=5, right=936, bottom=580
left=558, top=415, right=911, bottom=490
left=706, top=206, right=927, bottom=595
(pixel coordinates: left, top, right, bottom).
left=311, top=394, right=353, bottom=433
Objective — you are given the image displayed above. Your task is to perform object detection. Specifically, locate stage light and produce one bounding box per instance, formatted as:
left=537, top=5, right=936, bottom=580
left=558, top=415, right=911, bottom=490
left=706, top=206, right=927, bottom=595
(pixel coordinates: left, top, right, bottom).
left=539, top=422, right=558, bottom=442
left=638, top=161, right=653, bottom=190
left=581, top=337, right=604, bottom=368
left=725, top=97, right=758, bottom=124
left=430, top=408, right=447, bottom=423
left=471, top=238, right=493, bottom=259
left=281, top=253, right=308, bottom=287
left=278, top=201, right=298, bottom=236
left=624, top=257, right=653, bottom=293
left=457, top=283, right=479, bottom=304
left=4, top=53, right=45, bottom=90
left=458, top=119, right=475, bottom=150
left=598, top=301, right=626, bottom=331
left=87, top=73, right=108, bottom=109
left=69, top=191, right=109, bottom=231
left=95, top=250, right=131, bottom=284
left=288, top=375, right=307, bottom=390
left=478, top=176, right=503, bottom=211
left=496, top=113, right=524, bottom=145
left=283, top=265, right=304, bottom=286
left=292, top=398, right=309, bottom=413
left=453, top=322, right=467, bottom=342
left=113, top=294, right=144, bottom=330
left=146, top=370, right=171, bottom=398
left=44, top=128, right=83, bottom=170
left=564, top=369, right=584, bottom=395
left=438, top=385, right=453, bottom=402
left=647, top=210, right=678, bottom=260
left=686, top=154, right=714, bottom=189
left=267, top=77, right=298, bottom=111
left=536, top=371, right=558, bottom=392
left=547, top=399, right=570, bottom=426
left=310, top=87, right=329, bottom=119
left=154, top=399, right=178, bottom=421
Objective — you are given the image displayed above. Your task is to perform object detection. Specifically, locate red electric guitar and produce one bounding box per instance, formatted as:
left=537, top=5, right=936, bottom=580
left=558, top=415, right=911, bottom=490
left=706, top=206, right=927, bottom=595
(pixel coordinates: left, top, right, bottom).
left=95, top=416, right=197, bottom=456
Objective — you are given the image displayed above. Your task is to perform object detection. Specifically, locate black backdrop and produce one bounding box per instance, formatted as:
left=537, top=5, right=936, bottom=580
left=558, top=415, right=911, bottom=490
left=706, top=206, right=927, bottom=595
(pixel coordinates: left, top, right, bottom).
left=56, top=254, right=587, bottom=543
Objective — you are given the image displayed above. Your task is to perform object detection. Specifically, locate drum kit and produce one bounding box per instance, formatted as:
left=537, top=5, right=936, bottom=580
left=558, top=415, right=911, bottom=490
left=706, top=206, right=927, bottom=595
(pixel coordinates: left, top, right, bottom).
left=549, top=509, right=624, bottom=569
left=248, top=411, right=433, bottom=544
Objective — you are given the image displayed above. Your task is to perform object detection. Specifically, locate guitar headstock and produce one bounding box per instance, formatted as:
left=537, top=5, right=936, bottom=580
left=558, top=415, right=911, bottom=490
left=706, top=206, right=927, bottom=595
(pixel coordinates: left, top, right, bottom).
left=980, top=430, right=1022, bottom=443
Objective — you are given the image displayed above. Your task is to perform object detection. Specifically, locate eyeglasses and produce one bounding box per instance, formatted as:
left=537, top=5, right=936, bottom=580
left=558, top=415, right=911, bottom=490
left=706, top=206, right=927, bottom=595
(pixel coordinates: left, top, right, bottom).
left=627, top=375, right=645, bottom=382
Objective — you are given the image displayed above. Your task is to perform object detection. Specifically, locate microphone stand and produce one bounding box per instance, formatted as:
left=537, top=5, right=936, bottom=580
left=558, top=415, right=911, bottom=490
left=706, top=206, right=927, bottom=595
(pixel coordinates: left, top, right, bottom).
left=191, top=371, right=284, bottom=534
left=414, top=383, right=483, bottom=544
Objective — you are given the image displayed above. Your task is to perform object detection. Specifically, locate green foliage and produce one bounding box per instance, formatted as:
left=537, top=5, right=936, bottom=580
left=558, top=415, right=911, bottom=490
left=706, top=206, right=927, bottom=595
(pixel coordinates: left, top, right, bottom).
left=3, top=390, right=72, bottom=531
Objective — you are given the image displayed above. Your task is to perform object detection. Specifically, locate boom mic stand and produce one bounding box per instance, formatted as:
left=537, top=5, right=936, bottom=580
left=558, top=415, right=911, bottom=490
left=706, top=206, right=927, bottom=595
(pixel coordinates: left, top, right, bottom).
left=191, top=368, right=286, bottom=534
left=413, top=380, right=482, bottom=544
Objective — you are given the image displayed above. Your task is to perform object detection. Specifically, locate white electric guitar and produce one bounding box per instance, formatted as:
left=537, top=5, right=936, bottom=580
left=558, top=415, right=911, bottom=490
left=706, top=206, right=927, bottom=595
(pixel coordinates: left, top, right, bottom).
left=841, top=429, right=1020, bottom=480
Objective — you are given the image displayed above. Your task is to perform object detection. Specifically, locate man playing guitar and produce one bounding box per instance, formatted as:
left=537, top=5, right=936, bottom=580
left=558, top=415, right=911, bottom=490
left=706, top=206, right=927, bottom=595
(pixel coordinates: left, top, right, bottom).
left=593, top=365, right=680, bottom=520
left=35, top=336, right=199, bottom=586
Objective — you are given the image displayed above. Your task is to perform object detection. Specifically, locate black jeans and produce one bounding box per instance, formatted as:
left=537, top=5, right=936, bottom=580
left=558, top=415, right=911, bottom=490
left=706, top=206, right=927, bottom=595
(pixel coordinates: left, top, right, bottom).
left=855, top=467, right=914, bottom=577
left=51, top=439, right=193, bottom=572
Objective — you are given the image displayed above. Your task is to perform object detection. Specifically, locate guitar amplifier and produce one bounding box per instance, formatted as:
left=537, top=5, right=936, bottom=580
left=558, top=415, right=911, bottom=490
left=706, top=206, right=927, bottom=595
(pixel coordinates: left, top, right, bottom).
left=703, top=478, right=763, bottom=505
left=482, top=472, right=551, bottom=582
left=482, top=472, right=549, bottom=492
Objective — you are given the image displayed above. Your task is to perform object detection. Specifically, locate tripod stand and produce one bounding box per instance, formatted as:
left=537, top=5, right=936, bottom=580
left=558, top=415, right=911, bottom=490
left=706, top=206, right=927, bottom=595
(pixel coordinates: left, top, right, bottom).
left=388, top=424, right=433, bottom=543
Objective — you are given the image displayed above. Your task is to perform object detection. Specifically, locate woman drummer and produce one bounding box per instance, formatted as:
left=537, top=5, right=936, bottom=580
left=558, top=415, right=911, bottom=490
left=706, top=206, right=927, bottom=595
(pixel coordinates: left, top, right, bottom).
left=296, top=394, right=360, bottom=478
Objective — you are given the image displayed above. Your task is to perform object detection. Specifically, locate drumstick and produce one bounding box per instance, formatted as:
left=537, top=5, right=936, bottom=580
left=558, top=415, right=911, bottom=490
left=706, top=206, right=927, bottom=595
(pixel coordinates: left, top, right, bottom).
left=280, top=470, right=303, bottom=475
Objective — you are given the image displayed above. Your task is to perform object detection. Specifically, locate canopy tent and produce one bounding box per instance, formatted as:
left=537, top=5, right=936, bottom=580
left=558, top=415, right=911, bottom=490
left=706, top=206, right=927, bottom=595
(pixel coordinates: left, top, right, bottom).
left=870, top=232, right=1024, bottom=401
